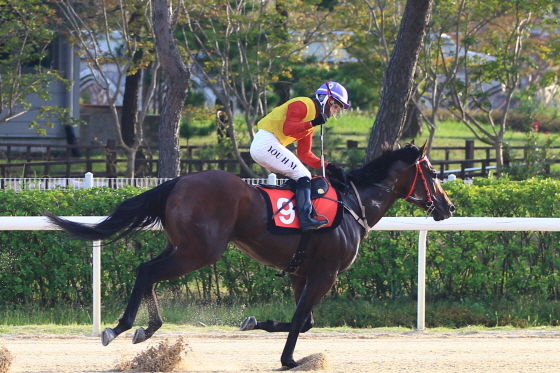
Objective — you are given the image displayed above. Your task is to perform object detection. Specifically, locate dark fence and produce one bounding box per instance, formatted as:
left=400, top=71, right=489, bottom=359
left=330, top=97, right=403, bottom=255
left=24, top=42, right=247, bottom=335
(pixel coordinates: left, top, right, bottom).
left=0, top=140, right=558, bottom=178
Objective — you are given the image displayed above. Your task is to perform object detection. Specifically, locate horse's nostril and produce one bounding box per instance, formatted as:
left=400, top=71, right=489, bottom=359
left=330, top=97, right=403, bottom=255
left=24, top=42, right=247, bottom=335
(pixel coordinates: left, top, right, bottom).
left=449, top=205, right=456, bottom=213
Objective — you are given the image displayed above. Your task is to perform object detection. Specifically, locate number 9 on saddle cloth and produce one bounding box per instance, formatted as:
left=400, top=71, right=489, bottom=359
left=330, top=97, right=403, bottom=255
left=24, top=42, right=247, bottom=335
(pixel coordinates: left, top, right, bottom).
left=256, top=177, right=343, bottom=234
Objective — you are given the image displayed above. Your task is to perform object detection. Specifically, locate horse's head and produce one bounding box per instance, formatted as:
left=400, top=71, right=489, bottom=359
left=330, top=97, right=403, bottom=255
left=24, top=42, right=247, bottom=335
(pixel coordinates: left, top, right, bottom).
left=393, top=142, right=455, bottom=221
left=346, top=142, right=455, bottom=222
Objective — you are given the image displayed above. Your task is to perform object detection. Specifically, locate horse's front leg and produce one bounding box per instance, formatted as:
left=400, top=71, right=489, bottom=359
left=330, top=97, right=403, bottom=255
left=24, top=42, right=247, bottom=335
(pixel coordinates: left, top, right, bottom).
left=280, top=273, right=337, bottom=368
left=290, top=274, right=315, bottom=333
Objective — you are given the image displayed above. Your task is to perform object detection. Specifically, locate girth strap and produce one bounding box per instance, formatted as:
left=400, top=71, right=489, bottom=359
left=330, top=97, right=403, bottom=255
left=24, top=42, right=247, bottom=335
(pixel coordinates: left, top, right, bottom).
left=282, top=231, right=313, bottom=274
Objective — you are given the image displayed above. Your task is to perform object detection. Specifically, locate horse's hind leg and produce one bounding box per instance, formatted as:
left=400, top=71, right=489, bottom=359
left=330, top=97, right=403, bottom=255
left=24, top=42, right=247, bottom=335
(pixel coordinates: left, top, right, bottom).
left=131, top=242, right=175, bottom=344
left=129, top=284, right=163, bottom=344
left=102, top=239, right=225, bottom=346
left=101, top=246, right=169, bottom=346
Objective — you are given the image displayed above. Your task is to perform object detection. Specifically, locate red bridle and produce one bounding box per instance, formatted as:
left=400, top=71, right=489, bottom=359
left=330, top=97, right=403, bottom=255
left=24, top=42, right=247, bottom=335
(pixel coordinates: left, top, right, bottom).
left=403, top=156, right=434, bottom=208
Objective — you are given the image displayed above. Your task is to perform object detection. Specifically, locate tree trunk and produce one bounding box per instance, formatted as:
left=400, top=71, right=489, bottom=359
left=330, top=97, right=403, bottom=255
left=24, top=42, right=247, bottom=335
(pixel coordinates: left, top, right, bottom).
left=153, top=0, right=190, bottom=178
left=273, top=82, right=291, bottom=105
left=125, top=147, right=136, bottom=179
left=121, top=68, right=141, bottom=149
left=365, top=0, right=434, bottom=161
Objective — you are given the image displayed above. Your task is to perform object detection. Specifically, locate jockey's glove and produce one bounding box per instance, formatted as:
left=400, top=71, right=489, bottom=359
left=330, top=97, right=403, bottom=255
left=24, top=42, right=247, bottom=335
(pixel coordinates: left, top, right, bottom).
left=311, top=115, right=326, bottom=126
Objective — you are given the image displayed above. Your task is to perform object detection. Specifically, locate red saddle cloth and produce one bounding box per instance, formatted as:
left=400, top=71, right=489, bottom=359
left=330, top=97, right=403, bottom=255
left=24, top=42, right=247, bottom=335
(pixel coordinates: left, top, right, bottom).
left=256, top=177, right=343, bottom=234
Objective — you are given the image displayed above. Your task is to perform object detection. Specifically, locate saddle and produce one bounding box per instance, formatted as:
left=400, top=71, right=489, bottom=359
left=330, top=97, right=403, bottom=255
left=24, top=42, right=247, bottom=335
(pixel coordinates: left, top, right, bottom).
left=259, top=177, right=330, bottom=200
left=256, top=176, right=343, bottom=234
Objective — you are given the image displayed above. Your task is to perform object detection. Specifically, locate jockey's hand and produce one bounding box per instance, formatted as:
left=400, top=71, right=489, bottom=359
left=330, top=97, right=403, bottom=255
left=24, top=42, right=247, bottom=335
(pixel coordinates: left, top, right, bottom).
left=311, top=114, right=326, bottom=126
left=326, top=163, right=348, bottom=193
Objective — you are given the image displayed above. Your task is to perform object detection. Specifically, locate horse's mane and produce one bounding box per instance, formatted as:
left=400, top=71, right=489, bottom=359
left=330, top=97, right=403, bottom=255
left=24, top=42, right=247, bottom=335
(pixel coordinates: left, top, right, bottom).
left=347, top=144, right=421, bottom=186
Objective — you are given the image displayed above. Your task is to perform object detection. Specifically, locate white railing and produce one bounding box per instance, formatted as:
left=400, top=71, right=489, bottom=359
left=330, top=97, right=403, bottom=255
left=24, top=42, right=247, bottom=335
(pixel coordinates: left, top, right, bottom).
left=1, top=216, right=560, bottom=334
left=0, top=172, right=285, bottom=191
left=1, top=171, right=464, bottom=191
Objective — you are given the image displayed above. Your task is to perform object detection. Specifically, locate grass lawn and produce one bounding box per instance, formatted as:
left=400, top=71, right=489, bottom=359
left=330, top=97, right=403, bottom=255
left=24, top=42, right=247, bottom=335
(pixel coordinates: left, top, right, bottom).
left=188, top=112, right=559, bottom=150
left=331, top=113, right=558, bottom=148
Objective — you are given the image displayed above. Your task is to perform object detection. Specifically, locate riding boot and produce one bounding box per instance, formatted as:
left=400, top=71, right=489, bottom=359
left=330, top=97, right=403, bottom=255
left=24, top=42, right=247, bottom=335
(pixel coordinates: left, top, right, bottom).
left=296, top=177, right=326, bottom=232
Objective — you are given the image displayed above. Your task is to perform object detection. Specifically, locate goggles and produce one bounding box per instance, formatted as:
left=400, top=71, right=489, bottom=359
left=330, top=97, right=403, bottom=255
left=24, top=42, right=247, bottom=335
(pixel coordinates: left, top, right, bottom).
left=328, top=99, right=345, bottom=120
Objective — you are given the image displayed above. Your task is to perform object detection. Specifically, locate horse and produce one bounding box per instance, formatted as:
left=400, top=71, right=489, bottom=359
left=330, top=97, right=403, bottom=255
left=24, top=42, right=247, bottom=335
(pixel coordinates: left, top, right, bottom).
left=45, top=142, right=455, bottom=369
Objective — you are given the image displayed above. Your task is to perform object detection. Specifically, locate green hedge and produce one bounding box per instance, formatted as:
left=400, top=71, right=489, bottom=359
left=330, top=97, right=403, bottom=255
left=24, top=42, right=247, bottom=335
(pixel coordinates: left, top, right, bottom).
left=1, top=178, right=559, bottom=306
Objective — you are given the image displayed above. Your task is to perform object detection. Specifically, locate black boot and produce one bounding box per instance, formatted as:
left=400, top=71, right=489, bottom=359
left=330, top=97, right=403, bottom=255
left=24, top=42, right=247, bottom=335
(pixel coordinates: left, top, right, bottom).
left=296, top=177, right=326, bottom=231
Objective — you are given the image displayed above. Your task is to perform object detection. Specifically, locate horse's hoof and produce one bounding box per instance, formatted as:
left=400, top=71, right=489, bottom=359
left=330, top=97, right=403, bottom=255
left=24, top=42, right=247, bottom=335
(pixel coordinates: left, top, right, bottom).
left=239, top=316, right=257, bottom=331
left=101, top=328, right=116, bottom=346
left=281, top=359, right=298, bottom=369
left=132, top=327, right=147, bottom=344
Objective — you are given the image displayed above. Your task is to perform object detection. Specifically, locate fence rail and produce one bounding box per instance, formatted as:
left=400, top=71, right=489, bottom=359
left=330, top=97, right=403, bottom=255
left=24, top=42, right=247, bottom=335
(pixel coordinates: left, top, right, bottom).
left=2, top=140, right=558, bottom=179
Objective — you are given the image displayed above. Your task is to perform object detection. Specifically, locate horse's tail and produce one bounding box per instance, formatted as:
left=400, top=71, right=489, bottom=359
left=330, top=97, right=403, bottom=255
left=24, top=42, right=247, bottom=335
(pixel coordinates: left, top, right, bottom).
left=45, top=177, right=182, bottom=242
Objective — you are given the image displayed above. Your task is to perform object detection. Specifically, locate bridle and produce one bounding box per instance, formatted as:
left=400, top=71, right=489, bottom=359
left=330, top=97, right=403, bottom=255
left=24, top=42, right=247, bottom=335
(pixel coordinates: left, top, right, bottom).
left=404, top=157, right=435, bottom=212
left=372, top=156, right=435, bottom=213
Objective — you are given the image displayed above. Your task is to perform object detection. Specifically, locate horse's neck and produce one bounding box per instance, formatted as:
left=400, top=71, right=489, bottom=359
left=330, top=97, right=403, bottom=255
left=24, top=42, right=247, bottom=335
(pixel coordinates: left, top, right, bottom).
left=351, top=182, right=400, bottom=230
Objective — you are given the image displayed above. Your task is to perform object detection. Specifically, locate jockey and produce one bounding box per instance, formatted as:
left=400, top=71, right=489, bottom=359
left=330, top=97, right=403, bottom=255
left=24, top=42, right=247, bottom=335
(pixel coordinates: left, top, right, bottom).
left=250, top=81, right=350, bottom=231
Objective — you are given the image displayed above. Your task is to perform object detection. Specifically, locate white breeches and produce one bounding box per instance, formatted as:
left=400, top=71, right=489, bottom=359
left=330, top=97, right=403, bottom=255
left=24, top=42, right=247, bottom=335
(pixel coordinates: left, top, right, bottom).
left=250, top=130, right=311, bottom=180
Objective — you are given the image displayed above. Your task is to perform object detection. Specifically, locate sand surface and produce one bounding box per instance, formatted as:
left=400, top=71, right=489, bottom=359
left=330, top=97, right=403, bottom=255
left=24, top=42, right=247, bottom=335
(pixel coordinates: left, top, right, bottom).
left=2, top=328, right=560, bottom=372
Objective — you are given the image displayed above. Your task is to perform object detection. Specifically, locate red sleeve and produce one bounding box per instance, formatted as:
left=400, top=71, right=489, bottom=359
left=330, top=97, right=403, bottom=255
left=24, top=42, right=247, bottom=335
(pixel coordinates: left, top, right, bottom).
left=296, top=132, right=327, bottom=170
left=282, top=100, right=314, bottom=137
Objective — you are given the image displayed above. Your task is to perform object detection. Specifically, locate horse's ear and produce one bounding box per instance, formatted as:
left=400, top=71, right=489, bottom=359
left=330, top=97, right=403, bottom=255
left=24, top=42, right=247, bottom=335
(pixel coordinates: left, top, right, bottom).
left=419, top=140, right=428, bottom=157
left=410, top=139, right=415, bottom=145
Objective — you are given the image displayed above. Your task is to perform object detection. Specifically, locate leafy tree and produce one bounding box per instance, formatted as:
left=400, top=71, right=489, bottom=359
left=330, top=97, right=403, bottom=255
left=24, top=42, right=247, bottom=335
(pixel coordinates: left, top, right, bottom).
left=177, top=0, right=335, bottom=176
left=414, top=0, right=505, bottom=155
left=54, top=0, right=160, bottom=177
left=334, top=0, right=404, bottom=99
left=0, top=0, right=80, bottom=132
left=418, top=0, right=560, bottom=176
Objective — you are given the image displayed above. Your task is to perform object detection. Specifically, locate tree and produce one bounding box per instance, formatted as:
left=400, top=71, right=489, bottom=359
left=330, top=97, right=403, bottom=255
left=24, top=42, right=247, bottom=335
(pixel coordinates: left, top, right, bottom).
left=178, top=0, right=330, bottom=177
left=153, top=0, right=190, bottom=178
left=365, top=0, right=434, bottom=161
left=55, top=0, right=159, bottom=177
left=334, top=0, right=403, bottom=96
left=426, top=0, right=559, bottom=176
left=0, top=0, right=78, bottom=131
left=413, top=0, right=505, bottom=155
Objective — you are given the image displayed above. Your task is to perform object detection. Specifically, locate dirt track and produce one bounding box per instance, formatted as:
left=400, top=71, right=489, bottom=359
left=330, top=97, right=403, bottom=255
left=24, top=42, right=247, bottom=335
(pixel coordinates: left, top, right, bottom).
left=2, top=328, right=560, bottom=372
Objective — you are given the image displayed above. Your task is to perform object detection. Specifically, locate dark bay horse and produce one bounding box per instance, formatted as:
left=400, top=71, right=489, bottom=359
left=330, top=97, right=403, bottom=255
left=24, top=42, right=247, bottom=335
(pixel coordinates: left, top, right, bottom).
left=45, top=142, right=454, bottom=369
